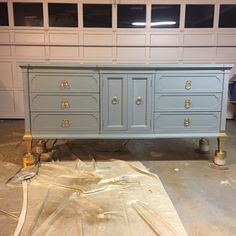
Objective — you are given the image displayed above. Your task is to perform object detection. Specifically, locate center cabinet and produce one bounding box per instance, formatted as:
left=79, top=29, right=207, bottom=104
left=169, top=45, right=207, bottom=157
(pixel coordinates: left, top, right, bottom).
left=101, top=73, right=153, bottom=133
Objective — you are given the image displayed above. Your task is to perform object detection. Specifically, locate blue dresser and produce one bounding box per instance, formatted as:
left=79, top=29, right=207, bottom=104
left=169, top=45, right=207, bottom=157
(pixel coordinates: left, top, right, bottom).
left=21, top=64, right=233, bottom=165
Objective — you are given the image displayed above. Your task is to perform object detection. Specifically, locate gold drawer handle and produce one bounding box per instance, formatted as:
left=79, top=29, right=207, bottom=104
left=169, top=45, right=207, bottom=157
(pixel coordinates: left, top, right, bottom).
left=185, top=80, right=192, bottom=90
left=61, top=118, right=70, bottom=128
left=184, top=99, right=192, bottom=109
left=184, top=117, right=191, bottom=127
left=135, top=96, right=142, bottom=105
left=111, top=96, right=119, bottom=105
left=61, top=100, right=70, bottom=109
left=60, top=80, right=70, bottom=89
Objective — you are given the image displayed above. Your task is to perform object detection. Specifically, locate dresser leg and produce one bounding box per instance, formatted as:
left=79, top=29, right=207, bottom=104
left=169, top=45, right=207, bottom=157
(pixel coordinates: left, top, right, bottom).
left=214, top=135, right=227, bottom=166
left=22, top=131, right=34, bottom=168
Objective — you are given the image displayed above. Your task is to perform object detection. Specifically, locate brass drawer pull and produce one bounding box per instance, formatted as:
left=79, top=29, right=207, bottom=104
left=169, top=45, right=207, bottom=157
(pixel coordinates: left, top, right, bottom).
left=60, top=80, right=70, bottom=89
left=184, top=117, right=191, bottom=127
left=111, top=96, right=119, bottom=105
left=61, top=100, right=70, bottom=109
left=185, top=80, right=192, bottom=90
left=135, top=96, right=142, bottom=105
left=184, top=99, right=192, bottom=109
left=61, top=118, right=70, bottom=128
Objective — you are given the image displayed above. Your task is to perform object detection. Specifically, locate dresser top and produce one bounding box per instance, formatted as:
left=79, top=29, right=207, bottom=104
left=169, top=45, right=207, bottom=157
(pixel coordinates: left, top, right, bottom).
left=20, top=63, right=233, bottom=71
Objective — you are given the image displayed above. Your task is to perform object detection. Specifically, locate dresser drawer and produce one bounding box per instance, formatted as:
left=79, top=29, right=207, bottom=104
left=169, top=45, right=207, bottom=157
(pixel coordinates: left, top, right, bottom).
left=155, top=94, right=222, bottom=112
left=29, top=73, right=99, bottom=93
left=31, top=113, right=99, bottom=132
left=154, top=112, right=220, bottom=133
left=30, top=93, right=99, bottom=112
left=155, top=74, right=223, bottom=93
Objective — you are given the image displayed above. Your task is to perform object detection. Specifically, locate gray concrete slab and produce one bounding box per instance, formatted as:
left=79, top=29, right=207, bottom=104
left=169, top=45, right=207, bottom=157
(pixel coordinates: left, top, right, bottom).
left=0, top=119, right=235, bottom=236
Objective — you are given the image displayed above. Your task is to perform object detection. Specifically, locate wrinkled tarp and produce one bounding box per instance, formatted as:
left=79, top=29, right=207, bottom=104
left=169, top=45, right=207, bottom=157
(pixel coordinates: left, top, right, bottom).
left=14, top=159, right=188, bottom=236
left=0, top=161, right=22, bottom=236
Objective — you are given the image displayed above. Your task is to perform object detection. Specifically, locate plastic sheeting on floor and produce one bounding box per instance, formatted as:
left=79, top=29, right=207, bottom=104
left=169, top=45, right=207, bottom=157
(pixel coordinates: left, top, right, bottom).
left=0, top=161, right=22, bottom=236
left=14, top=159, right=188, bottom=236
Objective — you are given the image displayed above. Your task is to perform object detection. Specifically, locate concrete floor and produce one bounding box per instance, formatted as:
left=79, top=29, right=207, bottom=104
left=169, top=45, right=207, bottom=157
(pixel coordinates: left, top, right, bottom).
left=0, top=119, right=235, bottom=236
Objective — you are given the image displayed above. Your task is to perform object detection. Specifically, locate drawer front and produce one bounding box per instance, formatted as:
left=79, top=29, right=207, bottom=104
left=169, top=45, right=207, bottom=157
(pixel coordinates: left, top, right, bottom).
left=155, top=94, right=222, bottom=112
left=30, top=94, right=99, bottom=112
left=29, top=73, right=99, bottom=93
left=154, top=112, right=220, bottom=133
left=31, top=113, right=99, bottom=132
left=155, top=74, right=223, bottom=93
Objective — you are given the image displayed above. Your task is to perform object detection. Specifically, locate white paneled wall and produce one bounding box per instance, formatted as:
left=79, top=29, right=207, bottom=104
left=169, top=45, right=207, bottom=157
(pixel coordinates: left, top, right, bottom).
left=0, top=0, right=236, bottom=118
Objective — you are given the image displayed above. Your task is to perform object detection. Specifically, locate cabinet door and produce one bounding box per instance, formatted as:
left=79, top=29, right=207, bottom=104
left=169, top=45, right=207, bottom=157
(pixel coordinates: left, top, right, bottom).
left=128, top=74, right=153, bottom=132
left=102, top=74, right=128, bottom=131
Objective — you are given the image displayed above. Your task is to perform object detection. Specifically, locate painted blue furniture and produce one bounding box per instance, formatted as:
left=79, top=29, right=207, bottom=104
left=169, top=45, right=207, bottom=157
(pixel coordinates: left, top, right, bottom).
left=21, top=64, right=233, bottom=165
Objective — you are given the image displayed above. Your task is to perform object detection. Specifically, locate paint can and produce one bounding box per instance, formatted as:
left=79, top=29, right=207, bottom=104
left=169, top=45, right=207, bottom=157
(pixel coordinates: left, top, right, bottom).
left=199, top=138, right=210, bottom=153
left=35, top=140, right=47, bottom=154
left=23, top=153, right=35, bottom=168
